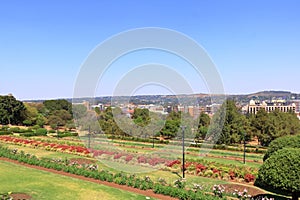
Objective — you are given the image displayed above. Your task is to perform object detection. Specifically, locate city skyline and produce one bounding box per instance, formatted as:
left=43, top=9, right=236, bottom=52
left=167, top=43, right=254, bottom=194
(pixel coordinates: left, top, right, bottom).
left=1, top=0, right=300, bottom=100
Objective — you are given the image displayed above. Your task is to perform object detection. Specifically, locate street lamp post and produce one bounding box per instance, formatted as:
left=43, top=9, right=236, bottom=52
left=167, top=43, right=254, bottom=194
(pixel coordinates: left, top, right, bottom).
left=88, top=125, right=91, bottom=149
left=243, top=132, right=246, bottom=164
left=181, top=126, right=186, bottom=179
left=152, top=130, right=155, bottom=148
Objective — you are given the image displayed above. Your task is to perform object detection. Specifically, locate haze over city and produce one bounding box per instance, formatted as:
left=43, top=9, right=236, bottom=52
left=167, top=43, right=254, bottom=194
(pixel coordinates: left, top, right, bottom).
left=1, top=0, right=300, bottom=100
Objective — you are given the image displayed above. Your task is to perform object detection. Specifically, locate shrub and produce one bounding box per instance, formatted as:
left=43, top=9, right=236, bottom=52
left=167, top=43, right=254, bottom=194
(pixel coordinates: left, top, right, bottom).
left=0, top=131, right=12, bottom=135
left=244, top=173, right=255, bottom=183
left=263, top=134, right=300, bottom=161
left=255, top=148, right=300, bottom=200
left=48, top=130, right=56, bottom=133
left=35, top=128, right=48, bottom=135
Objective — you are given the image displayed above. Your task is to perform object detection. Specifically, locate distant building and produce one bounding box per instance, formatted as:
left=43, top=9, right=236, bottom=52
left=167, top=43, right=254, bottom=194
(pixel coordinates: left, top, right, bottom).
left=247, top=100, right=296, bottom=114
left=91, top=103, right=105, bottom=111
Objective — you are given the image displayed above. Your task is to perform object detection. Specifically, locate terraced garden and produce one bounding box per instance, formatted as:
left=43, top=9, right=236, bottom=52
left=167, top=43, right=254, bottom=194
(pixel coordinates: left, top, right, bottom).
left=0, top=134, right=287, bottom=200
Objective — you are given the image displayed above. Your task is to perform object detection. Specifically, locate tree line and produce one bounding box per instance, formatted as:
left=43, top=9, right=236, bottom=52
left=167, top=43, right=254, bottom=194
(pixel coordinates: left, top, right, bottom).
left=1, top=95, right=300, bottom=146
left=0, top=95, right=74, bottom=130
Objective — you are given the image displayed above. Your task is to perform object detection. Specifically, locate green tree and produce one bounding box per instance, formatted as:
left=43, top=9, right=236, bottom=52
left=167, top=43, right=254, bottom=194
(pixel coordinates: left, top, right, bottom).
left=43, top=99, right=72, bottom=115
left=160, top=111, right=181, bottom=138
left=23, top=103, right=39, bottom=126
left=132, top=108, right=150, bottom=127
left=0, top=95, right=26, bottom=125
left=214, top=100, right=249, bottom=145
left=251, top=109, right=300, bottom=146
left=196, top=112, right=210, bottom=139
left=255, top=148, right=300, bottom=200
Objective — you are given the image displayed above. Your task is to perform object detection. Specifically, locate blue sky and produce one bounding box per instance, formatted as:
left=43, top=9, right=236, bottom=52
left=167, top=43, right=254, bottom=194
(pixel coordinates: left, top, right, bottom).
left=0, top=0, right=299, bottom=100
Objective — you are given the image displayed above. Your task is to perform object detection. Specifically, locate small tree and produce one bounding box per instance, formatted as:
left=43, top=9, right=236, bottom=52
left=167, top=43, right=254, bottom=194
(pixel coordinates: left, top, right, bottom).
left=255, top=148, right=300, bottom=200
left=263, top=134, right=300, bottom=161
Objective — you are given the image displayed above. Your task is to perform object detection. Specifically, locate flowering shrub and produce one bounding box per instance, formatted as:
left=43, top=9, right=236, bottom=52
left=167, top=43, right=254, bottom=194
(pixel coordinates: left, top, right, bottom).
left=244, top=173, right=255, bottom=182
left=0, top=192, right=12, bottom=200
left=213, top=185, right=225, bottom=198
left=166, top=160, right=180, bottom=167
left=0, top=136, right=90, bottom=155
left=113, top=153, right=123, bottom=159
left=125, top=155, right=133, bottom=162
left=192, top=183, right=203, bottom=192
left=174, top=178, right=186, bottom=189
left=232, top=189, right=251, bottom=200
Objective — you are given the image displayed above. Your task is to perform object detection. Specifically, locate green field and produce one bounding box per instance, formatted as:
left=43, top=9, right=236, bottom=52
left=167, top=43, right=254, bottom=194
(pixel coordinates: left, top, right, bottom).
left=0, top=160, right=155, bottom=200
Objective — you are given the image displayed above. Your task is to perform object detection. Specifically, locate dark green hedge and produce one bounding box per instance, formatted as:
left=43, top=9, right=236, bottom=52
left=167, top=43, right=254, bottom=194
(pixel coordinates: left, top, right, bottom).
left=263, top=134, right=300, bottom=161
left=255, top=148, right=300, bottom=199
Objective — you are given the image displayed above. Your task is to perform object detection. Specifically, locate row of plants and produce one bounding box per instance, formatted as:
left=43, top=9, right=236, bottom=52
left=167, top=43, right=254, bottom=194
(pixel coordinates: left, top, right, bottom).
left=189, top=143, right=267, bottom=154
left=0, top=135, right=257, bottom=183
left=107, top=135, right=169, bottom=144
left=0, top=126, right=78, bottom=138
left=91, top=148, right=257, bottom=183
left=0, top=145, right=226, bottom=200
left=167, top=159, right=257, bottom=183
left=97, top=134, right=266, bottom=153
left=0, top=136, right=89, bottom=155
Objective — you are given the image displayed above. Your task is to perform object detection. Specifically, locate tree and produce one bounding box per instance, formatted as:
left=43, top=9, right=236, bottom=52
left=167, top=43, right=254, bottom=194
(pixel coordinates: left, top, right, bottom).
left=263, top=134, right=300, bottom=161
left=23, top=103, right=39, bottom=126
left=43, top=99, right=72, bottom=115
left=255, top=148, right=300, bottom=200
left=251, top=109, right=300, bottom=146
left=72, top=104, right=87, bottom=119
left=211, top=100, right=249, bottom=145
left=132, top=108, right=150, bottom=127
left=196, top=112, right=210, bottom=139
left=160, top=111, right=181, bottom=138
left=0, top=95, right=26, bottom=125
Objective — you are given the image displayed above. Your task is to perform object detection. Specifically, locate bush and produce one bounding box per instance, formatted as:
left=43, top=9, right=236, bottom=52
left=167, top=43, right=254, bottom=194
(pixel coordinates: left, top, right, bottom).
left=35, top=128, right=48, bottom=135
left=255, top=148, right=300, bottom=200
left=263, top=134, right=300, bottom=161
left=0, top=131, right=12, bottom=135
left=48, top=130, right=56, bottom=133
left=57, top=132, right=78, bottom=138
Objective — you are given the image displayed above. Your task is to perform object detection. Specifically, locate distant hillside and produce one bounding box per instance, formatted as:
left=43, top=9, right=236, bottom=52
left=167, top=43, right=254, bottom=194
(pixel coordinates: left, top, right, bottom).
left=247, top=91, right=292, bottom=98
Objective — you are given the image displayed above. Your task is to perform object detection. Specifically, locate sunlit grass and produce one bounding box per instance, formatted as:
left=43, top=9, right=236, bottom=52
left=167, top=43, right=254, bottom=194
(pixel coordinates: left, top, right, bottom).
left=0, top=160, right=156, bottom=200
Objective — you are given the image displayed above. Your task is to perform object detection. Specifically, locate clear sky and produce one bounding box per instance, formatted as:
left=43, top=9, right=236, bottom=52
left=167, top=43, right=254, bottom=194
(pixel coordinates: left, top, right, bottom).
left=0, top=0, right=299, bottom=100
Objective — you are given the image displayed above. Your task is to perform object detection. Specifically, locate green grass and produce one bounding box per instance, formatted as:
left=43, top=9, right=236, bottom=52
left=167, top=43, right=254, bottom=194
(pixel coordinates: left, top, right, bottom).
left=185, top=154, right=261, bottom=168
left=0, top=160, right=156, bottom=200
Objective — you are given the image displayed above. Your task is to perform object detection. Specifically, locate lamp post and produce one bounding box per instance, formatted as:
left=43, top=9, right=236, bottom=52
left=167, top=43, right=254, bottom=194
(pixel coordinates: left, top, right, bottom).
left=87, top=125, right=91, bottom=149
left=181, top=125, right=186, bottom=179
left=243, top=132, right=246, bottom=164
left=152, top=130, right=155, bottom=148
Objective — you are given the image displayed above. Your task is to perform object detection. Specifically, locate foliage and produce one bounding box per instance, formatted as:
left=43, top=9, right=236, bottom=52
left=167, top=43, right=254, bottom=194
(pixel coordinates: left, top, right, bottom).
left=263, top=134, right=300, bottom=161
left=213, top=184, right=225, bottom=198
left=0, top=145, right=225, bottom=200
left=160, top=111, right=181, bottom=137
left=255, top=148, right=300, bottom=200
left=250, top=109, right=300, bottom=146
left=132, top=108, right=150, bottom=127
left=207, top=100, right=250, bottom=145
left=0, top=95, right=26, bottom=125
left=232, top=188, right=251, bottom=200
left=43, top=99, right=72, bottom=115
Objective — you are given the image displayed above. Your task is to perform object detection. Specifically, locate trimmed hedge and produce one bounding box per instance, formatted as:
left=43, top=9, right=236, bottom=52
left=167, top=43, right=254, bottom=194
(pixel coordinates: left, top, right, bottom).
left=255, top=148, right=300, bottom=200
left=263, top=134, right=300, bottom=161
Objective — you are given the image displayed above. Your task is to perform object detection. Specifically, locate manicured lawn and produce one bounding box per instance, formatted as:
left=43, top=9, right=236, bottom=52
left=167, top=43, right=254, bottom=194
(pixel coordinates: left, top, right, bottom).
left=0, top=160, right=156, bottom=200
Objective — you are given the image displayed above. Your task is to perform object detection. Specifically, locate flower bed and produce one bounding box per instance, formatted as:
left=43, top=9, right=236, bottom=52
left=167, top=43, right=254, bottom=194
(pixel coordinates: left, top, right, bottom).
left=0, top=136, right=90, bottom=155
left=0, top=136, right=257, bottom=183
